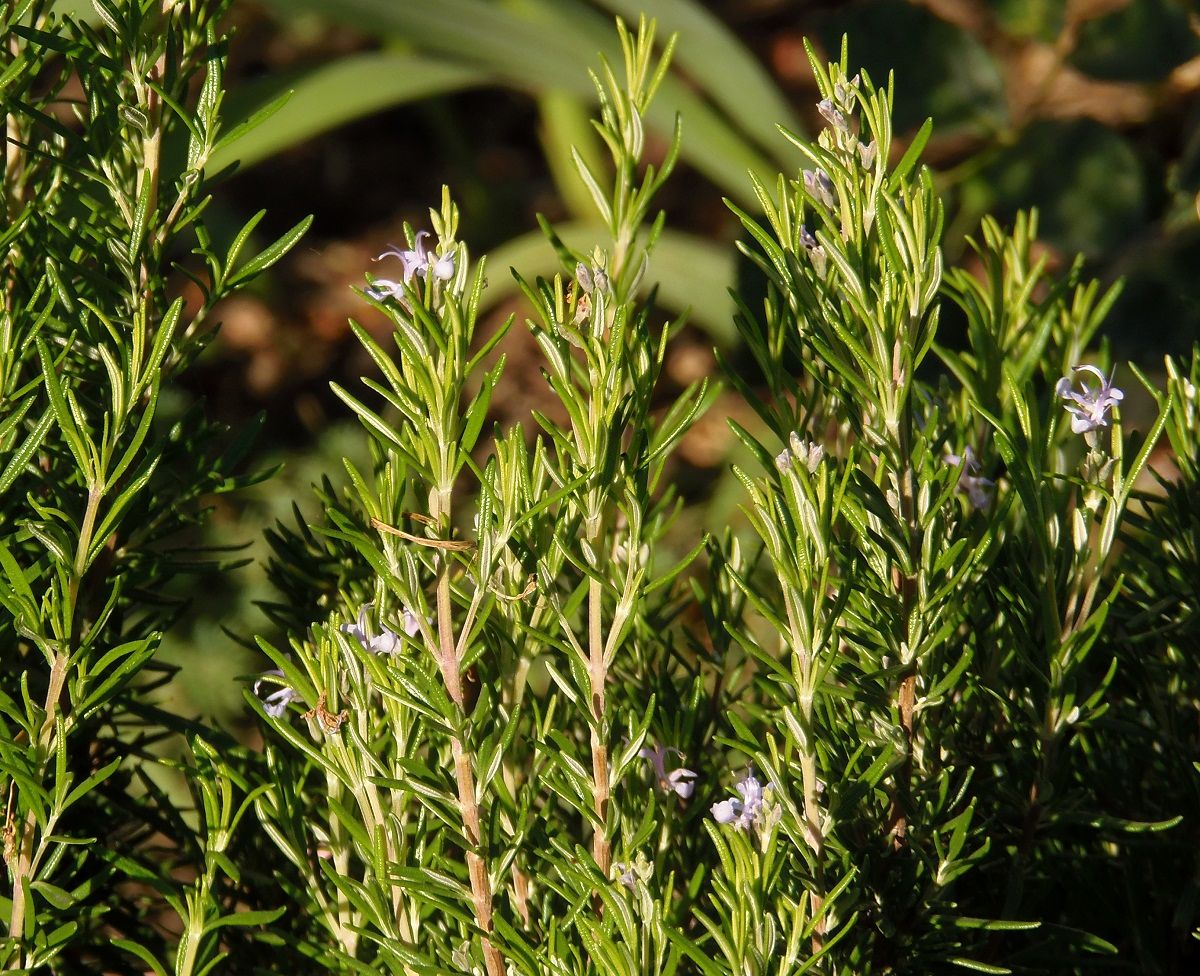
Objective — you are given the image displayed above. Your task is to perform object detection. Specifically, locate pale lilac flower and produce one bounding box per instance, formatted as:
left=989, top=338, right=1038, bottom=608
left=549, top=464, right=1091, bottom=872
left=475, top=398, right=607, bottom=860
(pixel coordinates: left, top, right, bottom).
left=575, top=262, right=608, bottom=295
left=369, top=231, right=455, bottom=300
left=798, top=225, right=827, bottom=277
left=711, top=771, right=767, bottom=831
left=803, top=168, right=836, bottom=209
left=612, top=861, right=637, bottom=891
left=638, top=743, right=697, bottom=799
left=341, top=604, right=417, bottom=656
left=425, top=249, right=455, bottom=281
left=944, top=446, right=994, bottom=510
left=254, top=668, right=301, bottom=718
left=1056, top=365, right=1123, bottom=434
left=857, top=139, right=877, bottom=170
left=833, top=75, right=859, bottom=105
left=817, top=98, right=848, bottom=132
left=365, top=278, right=407, bottom=302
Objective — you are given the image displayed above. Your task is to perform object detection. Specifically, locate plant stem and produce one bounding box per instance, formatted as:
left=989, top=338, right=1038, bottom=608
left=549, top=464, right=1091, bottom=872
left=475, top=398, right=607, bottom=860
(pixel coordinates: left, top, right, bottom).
left=135, top=26, right=166, bottom=308
left=588, top=569, right=611, bottom=878
left=6, top=480, right=102, bottom=961
left=784, top=590, right=827, bottom=951
left=887, top=376, right=919, bottom=849
left=431, top=491, right=504, bottom=976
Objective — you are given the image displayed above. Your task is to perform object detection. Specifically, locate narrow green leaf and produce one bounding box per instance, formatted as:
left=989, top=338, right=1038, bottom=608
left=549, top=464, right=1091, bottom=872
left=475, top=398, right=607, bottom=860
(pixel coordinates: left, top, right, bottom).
left=0, top=407, right=55, bottom=497
left=228, top=214, right=313, bottom=288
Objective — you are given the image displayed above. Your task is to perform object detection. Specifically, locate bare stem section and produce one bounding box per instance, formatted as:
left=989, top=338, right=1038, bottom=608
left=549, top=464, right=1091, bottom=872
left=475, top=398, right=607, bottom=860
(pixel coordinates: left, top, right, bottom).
left=433, top=530, right=505, bottom=976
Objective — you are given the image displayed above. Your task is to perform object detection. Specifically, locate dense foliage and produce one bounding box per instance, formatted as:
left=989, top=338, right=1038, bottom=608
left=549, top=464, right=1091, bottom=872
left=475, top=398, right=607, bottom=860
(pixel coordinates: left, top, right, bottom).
left=3, top=3, right=1200, bottom=974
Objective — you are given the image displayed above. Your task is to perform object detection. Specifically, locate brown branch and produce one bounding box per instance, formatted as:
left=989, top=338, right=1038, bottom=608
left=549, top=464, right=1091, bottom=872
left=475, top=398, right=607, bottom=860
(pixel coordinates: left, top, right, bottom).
left=425, top=504, right=504, bottom=976
left=588, top=573, right=611, bottom=879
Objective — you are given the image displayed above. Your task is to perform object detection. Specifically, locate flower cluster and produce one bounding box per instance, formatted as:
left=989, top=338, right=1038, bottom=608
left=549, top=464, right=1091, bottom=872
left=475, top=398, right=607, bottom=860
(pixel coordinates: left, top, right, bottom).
left=367, top=230, right=455, bottom=301
left=816, top=76, right=876, bottom=170
left=340, top=603, right=420, bottom=656
left=611, top=852, right=653, bottom=892
left=1056, top=365, right=1123, bottom=435
left=776, top=431, right=825, bottom=474
left=711, top=771, right=768, bottom=831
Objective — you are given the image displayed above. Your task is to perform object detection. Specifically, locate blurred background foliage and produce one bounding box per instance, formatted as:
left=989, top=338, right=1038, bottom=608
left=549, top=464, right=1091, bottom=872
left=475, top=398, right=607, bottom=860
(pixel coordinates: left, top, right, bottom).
left=64, top=0, right=1196, bottom=728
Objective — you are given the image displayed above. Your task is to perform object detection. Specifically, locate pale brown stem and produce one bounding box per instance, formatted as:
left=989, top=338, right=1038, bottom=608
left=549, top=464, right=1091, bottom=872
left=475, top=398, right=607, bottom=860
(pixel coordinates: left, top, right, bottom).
left=451, top=737, right=504, bottom=976
left=512, top=866, right=531, bottom=927
left=889, top=666, right=917, bottom=848
left=135, top=32, right=167, bottom=306
left=429, top=507, right=504, bottom=976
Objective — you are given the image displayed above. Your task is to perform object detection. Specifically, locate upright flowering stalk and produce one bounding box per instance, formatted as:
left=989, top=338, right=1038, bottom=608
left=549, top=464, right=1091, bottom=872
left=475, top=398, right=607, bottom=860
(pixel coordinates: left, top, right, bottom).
left=732, top=47, right=947, bottom=847
left=251, top=190, right=515, bottom=974
left=349, top=195, right=505, bottom=976
left=992, top=355, right=1164, bottom=923
left=515, top=17, right=704, bottom=891
left=732, top=436, right=842, bottom=947
left=723, top=45, right=1004, bottom=966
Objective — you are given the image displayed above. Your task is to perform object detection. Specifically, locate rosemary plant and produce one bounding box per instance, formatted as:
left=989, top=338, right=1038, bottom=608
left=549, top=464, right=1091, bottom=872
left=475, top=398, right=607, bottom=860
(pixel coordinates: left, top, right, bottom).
left=2, top=1, right=307, bottom=970
left=6, top=3, right=1200, bottom=974
left=250, top=19, right=1198, bottom=975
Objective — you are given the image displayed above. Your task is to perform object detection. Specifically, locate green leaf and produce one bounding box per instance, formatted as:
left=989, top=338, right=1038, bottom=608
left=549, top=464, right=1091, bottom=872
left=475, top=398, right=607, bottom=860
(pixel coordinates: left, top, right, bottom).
left=0, top=407, right=55, bottom=497
left=112, top=939, right=168, bottom=976
left=888, top=117, right=932, bottom=190
left=36, top=338, right=91, bottom=480
left=62, top=756, right=121, bottom=811
left=30, top=880, right=74, bottom=911
left=203, top=907, right=286, bottom=933
left=947, top=957, right=1010, bottom=974
left=227, top=214, right=313, bottom=289
left=76, top=638, right=158, bottom=718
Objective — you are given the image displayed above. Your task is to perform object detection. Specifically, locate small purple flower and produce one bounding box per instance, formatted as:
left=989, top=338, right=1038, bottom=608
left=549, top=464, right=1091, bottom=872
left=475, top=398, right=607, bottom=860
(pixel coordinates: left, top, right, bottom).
left=799, top=225, right=819, bottom=250
left=369, top=231, right=454, bottom=300
left=803, top=168, right=836, bottom=209
left=254, top=668, right=301, bottom=718
left=944, top=446, right=994, bottom=510
left=638, top=743, right=697, bottom=799
left=711, top=771, right=767, bottom=831
left=857, top=139, right=877, bottom=170
left=341, top=604, right=418, bottom=656
left=365, top=278, right=407, bottom=302
left=612, top=861, right=637, bottom=891
left=1056, top=365, right=1123, bottom=435
left=817, top=98, right=848, bottom=133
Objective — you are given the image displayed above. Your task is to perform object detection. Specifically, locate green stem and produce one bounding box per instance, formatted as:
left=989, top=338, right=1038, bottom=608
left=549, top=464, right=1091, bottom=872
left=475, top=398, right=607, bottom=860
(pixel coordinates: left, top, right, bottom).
left=588, top=567, right=611, bottom=878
